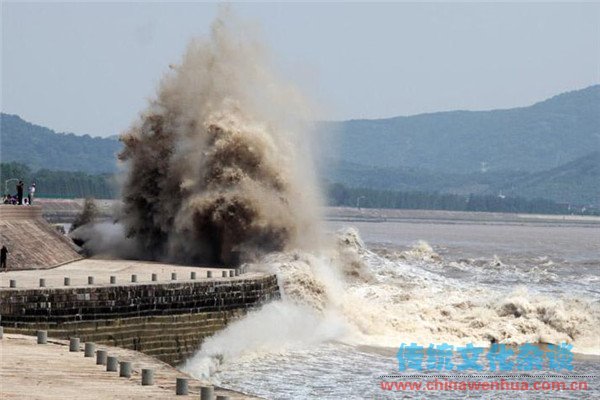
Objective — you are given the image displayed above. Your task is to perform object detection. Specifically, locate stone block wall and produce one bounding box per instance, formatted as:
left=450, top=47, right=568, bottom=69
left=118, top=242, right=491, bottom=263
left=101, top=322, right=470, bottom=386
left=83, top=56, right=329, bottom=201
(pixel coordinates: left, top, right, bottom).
left=0, top=275, right=280, bottom=365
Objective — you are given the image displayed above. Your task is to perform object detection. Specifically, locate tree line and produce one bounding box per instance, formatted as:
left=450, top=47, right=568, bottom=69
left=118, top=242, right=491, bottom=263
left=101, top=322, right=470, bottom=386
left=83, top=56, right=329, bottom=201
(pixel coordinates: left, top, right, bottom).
left=2, top=162, right=595, bottom=215
left=1, top=162, right=117, bottom=199
left=326, top=183, right=598, bottom=216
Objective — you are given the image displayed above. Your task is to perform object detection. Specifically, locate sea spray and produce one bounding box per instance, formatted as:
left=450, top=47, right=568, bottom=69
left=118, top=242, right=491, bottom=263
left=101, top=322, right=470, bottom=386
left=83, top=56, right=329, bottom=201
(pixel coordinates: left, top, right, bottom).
left=118, top=10, right=322, bottom=265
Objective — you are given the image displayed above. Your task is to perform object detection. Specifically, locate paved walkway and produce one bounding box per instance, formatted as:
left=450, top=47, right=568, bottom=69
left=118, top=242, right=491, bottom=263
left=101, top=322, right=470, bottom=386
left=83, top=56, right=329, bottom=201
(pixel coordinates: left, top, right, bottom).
left=0, top=258, right=242, bottom=289
left=0, top=334, right=257, bottom=399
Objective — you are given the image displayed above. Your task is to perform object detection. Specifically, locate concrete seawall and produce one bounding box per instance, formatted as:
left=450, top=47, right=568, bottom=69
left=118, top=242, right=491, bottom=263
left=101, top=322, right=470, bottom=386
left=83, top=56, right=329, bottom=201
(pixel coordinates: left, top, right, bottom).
left=1, top=272, right=280, bottom=365
left=0, top=204, right=82, bottom=270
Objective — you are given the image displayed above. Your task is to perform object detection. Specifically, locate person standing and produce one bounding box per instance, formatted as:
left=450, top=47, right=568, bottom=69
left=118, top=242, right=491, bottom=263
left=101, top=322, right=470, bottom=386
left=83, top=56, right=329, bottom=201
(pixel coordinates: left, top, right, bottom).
left=1, top=245, right=8, bottom=271
left=16, top=180, right=24, bottom=205
left=28, top=183, right=36, bottom=205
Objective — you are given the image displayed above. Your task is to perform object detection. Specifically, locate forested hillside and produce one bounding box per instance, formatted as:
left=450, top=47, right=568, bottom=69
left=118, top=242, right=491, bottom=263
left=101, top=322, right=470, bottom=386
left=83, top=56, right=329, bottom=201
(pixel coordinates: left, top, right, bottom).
left=321, top=85, right=600, bottom=174
left=0, top=113, right=120, bottom=173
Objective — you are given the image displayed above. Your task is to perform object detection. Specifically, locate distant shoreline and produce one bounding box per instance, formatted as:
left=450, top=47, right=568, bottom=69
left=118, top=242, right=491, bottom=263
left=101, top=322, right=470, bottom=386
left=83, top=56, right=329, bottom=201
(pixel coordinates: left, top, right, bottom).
left=326, top=206, right=600, bottom=227
left=32, top=198, right=600, bottom=227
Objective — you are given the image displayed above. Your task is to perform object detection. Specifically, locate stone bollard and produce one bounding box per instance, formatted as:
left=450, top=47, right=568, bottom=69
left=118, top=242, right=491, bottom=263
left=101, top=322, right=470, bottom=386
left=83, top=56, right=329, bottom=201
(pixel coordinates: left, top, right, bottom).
left=222, top=271, right=227, bottom=278
left=216, top=396, right=231, bottom=400
left=37, top=330, right=47, bottom=344
left=171, top=272, right=177, bottom=281
left=207, top=271, right=213, bottom=278
left=96, top=350, right=107, bottom=365
left=84, top=342, right=95, bottom=357
left=119, top=361, right=132, bottom=378
left=0, top=326, right=3, bottom=339
left=235, top=269, right=240, bottom=277
left=176, top=378, right=189, bottom=395
left=200, top=386, right=214, bottom=400
left=9, top=280, right=16, bottom=288
left=69, top=337, right=80, bottom=352
left=106, top=356, right=118, bottom=372
left=191, top=271, right=196, bottom=280
left=131, top=274, right=137, bottom=283
left=110, top=276, right=116, bottom=284
left=141, top=368, right=154, bottom=386
left=229, top=270, right=234, bottom=277
left=64, top=277, right=70, bottom=286
left=88, top=276, right=94, bottom=285
left=39, top=278, right=46, bottom=287
left=151, top=273, right=157, bottom=282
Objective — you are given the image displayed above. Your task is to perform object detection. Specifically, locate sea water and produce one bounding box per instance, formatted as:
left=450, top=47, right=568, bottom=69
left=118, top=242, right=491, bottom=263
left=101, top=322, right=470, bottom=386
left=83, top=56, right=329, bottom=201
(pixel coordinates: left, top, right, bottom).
left=183, top=216, right=600, bottom=399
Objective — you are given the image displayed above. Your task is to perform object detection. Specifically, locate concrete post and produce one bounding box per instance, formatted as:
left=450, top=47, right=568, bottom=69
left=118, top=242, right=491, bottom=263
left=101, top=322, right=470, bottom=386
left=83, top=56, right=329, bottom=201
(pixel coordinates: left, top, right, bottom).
left=207, top=271, right=213, bottom=278
left=9, top=280, right=16, bottom=288
left=84, top=342, right=95, bottom=357
left=229, top=270, right=234, bottom=277
left=39, top=278, right=46, bottom=287
left=200, top=386, right=214, bottom=400
left=235, top=269, right=240, bottom=277
left=119, top=361, right=132, bottom=378
left=110, top=276, right=116, bottom=284
left=222, top=271, right=227, bottom=278
left=151, top=273, right=157, bottom=282
left=96, top=350, right=107, bottom=365
left=216, top=396, right=231, bottom=400
left=0, top=326, right=3, bottom=339
left=37, top=330, right=47, bottom=344
left=141, top=368, right=154, bottom=386
left=106, top=356, right=118, bottom=371
left=64, top=277, right=70, bottom=286
left=171, top=272, right=177, bottom=281
left=131, top=274, right=137, bottom=283
left=69, top=337, right=80, bottom=352
left=191, top=271, right=196, bottom=280
left=176, top=378, right=189, bottom=395
left=88, top=276, right=94, bottom=285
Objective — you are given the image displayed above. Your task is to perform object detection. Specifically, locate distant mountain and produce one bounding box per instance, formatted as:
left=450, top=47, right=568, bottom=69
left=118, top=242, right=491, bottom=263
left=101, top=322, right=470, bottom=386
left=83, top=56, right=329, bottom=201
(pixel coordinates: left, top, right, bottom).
left=1, top=85, right=598, bottom=206
left=321, top=85, right=600, bottom=174
left=0, top=113, right=120, bottom=173
left=500, top=151, right=600, bottom=206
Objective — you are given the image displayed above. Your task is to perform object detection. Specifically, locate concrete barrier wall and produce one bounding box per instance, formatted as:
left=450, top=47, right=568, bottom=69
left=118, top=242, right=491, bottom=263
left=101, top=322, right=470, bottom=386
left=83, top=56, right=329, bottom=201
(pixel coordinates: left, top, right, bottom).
left=1, top=275, right=280, bottom=365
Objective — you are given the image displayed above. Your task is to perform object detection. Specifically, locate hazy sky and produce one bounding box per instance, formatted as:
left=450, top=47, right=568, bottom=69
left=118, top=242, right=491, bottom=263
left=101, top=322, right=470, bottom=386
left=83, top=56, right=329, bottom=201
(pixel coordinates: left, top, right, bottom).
left=2, top=2, right=599, bottom=137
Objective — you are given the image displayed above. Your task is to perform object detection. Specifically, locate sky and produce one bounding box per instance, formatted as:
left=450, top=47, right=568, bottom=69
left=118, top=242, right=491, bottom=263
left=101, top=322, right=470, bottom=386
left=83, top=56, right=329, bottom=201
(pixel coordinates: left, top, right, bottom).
left=2, top=2, right=599, bottom=138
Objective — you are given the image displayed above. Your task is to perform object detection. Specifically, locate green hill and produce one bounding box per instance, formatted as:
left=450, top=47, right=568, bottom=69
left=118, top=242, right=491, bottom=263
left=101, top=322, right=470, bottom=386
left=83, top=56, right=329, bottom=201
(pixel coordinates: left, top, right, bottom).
left=0, top=113, right=120, bottom=173
left=500, top=151, right=600, bottom=206
left=322, top=85, right=600, bottom=174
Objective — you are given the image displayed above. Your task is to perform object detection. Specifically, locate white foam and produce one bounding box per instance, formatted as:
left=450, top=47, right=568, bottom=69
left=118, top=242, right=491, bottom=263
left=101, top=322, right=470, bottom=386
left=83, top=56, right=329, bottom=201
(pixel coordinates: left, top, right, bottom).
left=183, top=226, right=600, bottom=381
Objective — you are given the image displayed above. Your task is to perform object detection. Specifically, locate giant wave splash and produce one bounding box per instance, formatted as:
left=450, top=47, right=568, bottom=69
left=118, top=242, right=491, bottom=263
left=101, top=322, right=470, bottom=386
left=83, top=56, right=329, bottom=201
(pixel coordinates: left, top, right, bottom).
left=117, top=10, right=322, bottom=266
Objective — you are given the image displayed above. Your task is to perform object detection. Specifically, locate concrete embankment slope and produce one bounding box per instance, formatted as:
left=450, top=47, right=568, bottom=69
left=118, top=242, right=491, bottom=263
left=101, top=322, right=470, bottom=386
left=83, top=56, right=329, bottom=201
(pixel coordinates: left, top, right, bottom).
left=0, top=333, right=259, bottom=399
left=0, top=205, right=82, bottom=270
left=0, top=260, right=280, bottom=365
